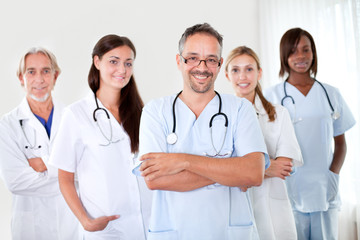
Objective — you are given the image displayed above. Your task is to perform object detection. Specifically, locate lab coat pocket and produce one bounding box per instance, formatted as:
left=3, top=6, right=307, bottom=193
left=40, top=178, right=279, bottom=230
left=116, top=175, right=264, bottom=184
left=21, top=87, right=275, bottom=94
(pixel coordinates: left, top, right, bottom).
left=326, top=170, right=339, bottom=202
left=227, top=224, right=254, bottom=240
left=147, top=230, right=179, bottom=240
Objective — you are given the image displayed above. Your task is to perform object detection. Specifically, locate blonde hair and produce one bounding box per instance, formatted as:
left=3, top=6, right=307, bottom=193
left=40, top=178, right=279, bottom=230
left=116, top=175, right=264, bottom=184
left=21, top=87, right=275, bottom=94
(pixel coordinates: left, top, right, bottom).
left=17, top=47, right=61, bottom=78
left=225, top=46, right=276, bottom=122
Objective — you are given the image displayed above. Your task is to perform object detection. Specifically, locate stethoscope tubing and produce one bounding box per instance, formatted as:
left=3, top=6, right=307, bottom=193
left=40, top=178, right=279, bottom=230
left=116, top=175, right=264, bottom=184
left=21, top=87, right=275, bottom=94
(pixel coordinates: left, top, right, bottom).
left=282, top=79, right=335, bottom=112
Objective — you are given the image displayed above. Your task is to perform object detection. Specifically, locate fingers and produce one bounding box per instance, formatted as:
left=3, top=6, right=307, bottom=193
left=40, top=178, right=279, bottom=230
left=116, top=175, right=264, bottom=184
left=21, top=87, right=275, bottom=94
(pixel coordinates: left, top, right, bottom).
left=107, top=215, right=120, bottom=221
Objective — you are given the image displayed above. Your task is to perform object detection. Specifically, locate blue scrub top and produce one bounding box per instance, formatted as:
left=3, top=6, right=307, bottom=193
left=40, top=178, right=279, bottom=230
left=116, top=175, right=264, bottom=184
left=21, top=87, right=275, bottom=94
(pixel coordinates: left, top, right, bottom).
left=138, top=93, right=269, bottom=240
left=34, top=107, right=54, bottom=138
left=265, top=82, right=356, bottom=212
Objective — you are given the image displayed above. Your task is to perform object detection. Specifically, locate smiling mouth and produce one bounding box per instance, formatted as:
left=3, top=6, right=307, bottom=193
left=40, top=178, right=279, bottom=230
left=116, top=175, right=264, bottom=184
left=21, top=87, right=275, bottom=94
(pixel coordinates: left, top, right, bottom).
left=237, top=83, right=250, bottom=88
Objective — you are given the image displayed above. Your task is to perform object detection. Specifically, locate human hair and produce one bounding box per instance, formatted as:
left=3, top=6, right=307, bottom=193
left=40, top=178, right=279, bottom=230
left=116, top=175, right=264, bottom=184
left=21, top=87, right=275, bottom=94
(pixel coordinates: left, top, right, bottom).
left=178, top=23, right=223, bottom=56
left=88, top=34, right=143, bottom=153
left=225, top=46, right=276, bottom=122
left=279, top=27, right=318, bottom=78
left=17, top=47, right=61, bottom=78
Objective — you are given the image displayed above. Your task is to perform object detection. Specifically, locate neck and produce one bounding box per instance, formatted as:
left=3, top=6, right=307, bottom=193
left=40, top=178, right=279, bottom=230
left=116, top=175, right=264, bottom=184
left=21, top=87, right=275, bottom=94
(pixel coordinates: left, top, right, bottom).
left=96, top=87, right=121, bottom=111
left=27, top=95, right=53, bottom=121
left=287, top=71, right=313, bottom=86
left=237, top=91, right=256, bottom=104
left=180, top=88, right=216, bottom=118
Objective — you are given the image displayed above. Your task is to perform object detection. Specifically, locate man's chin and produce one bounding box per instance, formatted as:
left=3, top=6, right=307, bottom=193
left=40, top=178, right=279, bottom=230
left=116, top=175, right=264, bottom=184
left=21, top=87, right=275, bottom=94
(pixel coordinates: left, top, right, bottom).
left=30, top=93, right=50, bottom=102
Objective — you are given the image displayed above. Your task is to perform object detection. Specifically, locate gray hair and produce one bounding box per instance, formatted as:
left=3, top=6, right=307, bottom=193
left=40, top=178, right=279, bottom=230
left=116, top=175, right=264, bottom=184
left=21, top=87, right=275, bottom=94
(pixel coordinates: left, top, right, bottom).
left=17, top=47, right=61, bottom=78
left=178, top=23, right=223, bottom=56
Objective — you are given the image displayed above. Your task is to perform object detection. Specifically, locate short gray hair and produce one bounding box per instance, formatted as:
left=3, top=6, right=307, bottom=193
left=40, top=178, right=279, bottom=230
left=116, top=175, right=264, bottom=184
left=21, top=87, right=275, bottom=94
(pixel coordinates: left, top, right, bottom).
left=178, top=23, right=223, bottom=56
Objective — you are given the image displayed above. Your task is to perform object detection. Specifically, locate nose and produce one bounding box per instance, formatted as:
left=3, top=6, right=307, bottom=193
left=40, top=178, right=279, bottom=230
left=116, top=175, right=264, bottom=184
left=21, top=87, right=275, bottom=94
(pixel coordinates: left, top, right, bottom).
left=197, top=60, right=208, bottom=70
left=239, top=70, right=246, bottom=80
left=117, top=63, right=126, bottom=73
left=34, top=72, right=45, bottom=83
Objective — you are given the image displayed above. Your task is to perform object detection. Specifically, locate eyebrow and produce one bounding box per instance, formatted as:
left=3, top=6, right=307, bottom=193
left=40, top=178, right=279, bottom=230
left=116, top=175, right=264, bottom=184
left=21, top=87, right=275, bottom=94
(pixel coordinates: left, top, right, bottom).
left=183, top=52, right=219, bottom=58
left=109, top=56, right=133, bottom=61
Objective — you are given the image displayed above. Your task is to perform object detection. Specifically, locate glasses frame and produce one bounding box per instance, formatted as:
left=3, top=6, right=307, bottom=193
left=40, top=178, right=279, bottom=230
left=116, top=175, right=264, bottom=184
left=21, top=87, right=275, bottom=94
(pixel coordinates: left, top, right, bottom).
left=180, top=55, right=221, bottom=68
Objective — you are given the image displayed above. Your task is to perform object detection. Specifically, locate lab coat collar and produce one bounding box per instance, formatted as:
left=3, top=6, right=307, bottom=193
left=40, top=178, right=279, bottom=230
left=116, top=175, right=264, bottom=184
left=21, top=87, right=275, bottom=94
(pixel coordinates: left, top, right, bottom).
left=15, top=96, right=64, bottom=141
left=254, top=94, right=267, bottom=116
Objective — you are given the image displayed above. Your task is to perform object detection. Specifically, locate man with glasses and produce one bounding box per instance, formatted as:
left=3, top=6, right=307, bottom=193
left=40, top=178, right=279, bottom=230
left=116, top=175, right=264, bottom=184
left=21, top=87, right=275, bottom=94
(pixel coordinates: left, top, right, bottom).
left=135, top=23, right=269, bottom=239
left=0, top=47, right=80, bottom=240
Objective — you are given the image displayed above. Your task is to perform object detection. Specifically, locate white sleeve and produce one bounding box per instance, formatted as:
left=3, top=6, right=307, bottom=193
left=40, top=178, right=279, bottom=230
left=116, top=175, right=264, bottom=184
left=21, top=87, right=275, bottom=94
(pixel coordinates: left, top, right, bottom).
left=49, top=108, right=83, bottom=173
left=0, top=120, right=57, bottom=196
left=275, top=106, right=303, bottom=167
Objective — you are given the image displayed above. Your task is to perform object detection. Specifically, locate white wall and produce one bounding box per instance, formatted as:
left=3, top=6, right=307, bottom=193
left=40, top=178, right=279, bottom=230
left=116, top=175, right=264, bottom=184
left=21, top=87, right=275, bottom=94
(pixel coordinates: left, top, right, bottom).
left=0, top=0, right=260, bottom=238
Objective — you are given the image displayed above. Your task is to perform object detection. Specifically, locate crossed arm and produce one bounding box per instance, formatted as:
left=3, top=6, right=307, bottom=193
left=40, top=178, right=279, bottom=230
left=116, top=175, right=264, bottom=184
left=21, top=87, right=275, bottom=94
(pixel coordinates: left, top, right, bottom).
left=139, top=152, right=265, bottom=191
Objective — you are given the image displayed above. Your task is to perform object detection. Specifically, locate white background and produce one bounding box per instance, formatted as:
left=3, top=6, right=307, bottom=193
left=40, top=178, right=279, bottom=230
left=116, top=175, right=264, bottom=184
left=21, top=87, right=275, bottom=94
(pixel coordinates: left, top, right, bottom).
left=0, top=0, right=260, bottom=238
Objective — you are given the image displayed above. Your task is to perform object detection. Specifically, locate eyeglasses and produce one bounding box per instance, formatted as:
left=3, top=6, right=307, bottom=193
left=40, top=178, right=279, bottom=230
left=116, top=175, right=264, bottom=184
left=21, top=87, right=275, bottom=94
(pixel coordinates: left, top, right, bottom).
left=180, top=55, right=221, bottom=68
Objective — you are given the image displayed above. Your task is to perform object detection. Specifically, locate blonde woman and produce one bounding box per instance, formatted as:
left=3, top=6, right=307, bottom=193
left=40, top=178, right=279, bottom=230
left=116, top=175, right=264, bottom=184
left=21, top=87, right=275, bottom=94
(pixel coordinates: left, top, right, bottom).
left=225, top=46, right=303, bottom=240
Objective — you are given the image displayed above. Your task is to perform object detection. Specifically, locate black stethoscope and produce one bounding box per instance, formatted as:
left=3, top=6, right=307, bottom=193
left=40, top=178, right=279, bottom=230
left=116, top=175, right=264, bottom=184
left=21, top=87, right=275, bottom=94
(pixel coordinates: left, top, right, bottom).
left=281, top=79, right=340, bottom=122
left=166, top=91, right=229, bottom=157
left=19, top=120, right=42, bottom=150
left=93, top=94, right=121, bottom=146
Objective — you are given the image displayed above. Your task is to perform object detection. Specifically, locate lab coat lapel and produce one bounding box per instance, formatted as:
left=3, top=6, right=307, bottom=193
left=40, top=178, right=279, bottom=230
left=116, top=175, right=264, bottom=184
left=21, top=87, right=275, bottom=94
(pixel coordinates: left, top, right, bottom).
left=17, top=97, right=50, bottom=142
left=49, top=98, right=64, bottom=143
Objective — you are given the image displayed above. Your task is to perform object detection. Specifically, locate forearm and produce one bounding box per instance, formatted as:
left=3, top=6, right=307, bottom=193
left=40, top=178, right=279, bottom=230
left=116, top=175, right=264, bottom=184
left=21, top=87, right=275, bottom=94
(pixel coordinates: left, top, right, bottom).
left=330, top=134, right=347, bottom=174
left=58, top=170, right=89, bottom=227
left=146, top=170, right=214, bottom=191
left=185, top=152, right=265, bottom=187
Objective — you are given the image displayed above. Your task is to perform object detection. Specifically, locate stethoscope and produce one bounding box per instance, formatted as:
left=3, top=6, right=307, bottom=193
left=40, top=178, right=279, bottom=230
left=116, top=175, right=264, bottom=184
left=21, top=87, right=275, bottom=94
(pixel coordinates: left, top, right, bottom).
left=19, top=120, right=42, bottom=150
left=166, top=91, right=229, bottom=157
left=93, top=94, right=121, bottom=146
left=281, top=79, right=340, bottom=123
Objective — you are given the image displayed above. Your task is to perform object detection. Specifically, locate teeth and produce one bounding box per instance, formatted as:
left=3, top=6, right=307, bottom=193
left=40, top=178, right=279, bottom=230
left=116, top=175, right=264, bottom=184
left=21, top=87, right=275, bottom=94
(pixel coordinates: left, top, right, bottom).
left=238, top=83, right=249, bottom=87
left=194, top=75, right=208, bottom=80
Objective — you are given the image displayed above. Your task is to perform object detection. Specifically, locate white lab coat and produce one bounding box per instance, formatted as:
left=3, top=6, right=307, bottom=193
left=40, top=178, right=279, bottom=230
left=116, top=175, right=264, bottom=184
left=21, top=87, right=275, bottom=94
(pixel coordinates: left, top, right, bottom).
left=136, top=93, right=269, bottom=240
left=49, top=92, right=152, bottom=240
left=249, top=95, right=303, bottom=240
left=0, top=97, right=80, bottom=240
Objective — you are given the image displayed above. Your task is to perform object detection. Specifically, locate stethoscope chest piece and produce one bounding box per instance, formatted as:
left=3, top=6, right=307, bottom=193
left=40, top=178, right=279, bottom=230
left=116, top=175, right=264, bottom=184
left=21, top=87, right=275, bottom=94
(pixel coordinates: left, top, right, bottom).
left=167, top=132, right=178, bottom=145
left=332, top=111, right=340, bottom=120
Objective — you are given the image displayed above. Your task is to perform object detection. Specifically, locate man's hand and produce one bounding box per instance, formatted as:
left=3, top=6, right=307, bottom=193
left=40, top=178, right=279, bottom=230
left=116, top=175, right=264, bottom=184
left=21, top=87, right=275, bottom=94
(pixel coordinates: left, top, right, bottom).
left=140, top=152, right=189, bottom=181
left=28, top=157, right=47, bottom=172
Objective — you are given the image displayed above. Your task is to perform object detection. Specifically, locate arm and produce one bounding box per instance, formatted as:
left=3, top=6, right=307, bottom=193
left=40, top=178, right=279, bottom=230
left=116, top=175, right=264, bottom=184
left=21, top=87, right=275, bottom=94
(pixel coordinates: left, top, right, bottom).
left=58, top=169, right=119, bottom=232
left=140, top=152, right=264, bottom=188
left=28, top=157, right=47, bottom=172
left=329, top=134, right=347, bottom=174
left=265, top=157, right=292, bottom=180
left=0, top=124, right=56, bottom=196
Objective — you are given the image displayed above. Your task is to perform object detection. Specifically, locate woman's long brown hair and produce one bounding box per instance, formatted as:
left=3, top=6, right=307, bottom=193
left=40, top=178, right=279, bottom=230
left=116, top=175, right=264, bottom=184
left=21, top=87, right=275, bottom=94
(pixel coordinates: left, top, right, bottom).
left=88, top=34, right=143, bottom=152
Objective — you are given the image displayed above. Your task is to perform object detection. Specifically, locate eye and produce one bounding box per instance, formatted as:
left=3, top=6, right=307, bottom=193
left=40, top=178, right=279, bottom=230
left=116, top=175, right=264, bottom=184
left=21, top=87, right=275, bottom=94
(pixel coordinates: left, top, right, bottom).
left=246, top=67, right=253, bottom=72
left=110, top=60, right=117, bottom=65
left=125, top=62, right=133, bottom=67
left=43, top=69, right=51, bottom=74
left=27, top=70, right=35, bottom=75
left=231, top=68, right=239, bottom=73
left=188, top=56, right=198, bottom=61
left=207, top=58, right=218, bottom=63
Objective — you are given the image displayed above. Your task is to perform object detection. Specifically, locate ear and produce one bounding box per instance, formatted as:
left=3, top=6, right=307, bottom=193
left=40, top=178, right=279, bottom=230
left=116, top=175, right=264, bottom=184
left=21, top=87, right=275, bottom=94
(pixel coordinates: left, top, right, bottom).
left=258, top=68, right=263, bottom=82
left=94, top=55, right=100, bottom=70
left=225, top=71, right=230, bottom=82
left=19, top=74, right=25, bottom=86
left=176, top=54, right=182, bottom=70
left=218, top=57, right=224, bottom=69
left=53, top=71, right=60, bottom=86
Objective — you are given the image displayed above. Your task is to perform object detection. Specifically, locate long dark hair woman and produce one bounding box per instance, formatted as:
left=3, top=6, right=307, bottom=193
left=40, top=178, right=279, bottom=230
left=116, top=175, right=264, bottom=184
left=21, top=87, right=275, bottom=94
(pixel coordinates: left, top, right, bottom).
left=50, top=34, right=151, bottom=239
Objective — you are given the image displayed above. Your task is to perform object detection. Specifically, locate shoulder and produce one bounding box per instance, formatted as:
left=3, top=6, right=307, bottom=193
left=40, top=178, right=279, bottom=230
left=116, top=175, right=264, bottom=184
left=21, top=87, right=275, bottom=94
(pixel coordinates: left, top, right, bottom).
left=144, top=94, right=175, bottom=113
left=220, top=93, right=251, bottom=108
